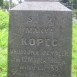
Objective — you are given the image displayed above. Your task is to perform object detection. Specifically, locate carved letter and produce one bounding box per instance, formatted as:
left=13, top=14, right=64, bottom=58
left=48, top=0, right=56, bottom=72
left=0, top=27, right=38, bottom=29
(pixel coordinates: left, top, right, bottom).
left=45, top=39, right=50, bottom=46
left=37, top=39, right=43, bottom=46
left=52, top=39, right=58, bottom=46
left=21, top=39, right=27, bottom=45
left=29, top=39, right=35, bottom=46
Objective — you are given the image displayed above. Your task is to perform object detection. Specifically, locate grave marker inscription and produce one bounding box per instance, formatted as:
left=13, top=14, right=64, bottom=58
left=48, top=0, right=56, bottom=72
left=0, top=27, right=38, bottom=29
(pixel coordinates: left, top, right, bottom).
left=8, top=1, right=72, bottom=77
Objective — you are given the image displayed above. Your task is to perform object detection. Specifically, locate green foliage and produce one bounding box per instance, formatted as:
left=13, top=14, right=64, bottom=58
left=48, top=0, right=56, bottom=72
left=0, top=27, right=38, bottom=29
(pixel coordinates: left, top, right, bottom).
left=72, top=20, right=77, bottom=77
left=61, top=0, right=77, bottom=9
left=0, top=48, right=7, bottom=77
left=72, top=9, right=77, bottom=17
left=0, top=10, right=8, bottom=49
left=0, top=29, right=8, bottom=48
left=0, top=10, right=9, bottom=29
left=0, top=10, right=8, bottom=77
left=73, top=9, right=77, bottom=17
left=0, top=0, right=3, bottom=7
left=3, top=0, right=16, bottom=10
left=3, top=1, right=9, bottom=10
left=73, top=0, right=77, bottom=9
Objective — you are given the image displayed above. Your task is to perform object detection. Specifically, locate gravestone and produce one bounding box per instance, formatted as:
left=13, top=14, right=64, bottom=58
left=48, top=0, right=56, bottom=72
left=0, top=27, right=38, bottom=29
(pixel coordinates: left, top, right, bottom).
left=8, top=0, right=72, bottom=77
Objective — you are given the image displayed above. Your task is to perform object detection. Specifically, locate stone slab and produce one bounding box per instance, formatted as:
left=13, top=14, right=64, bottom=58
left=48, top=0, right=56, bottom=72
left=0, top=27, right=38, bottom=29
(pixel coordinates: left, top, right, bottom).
left=8, top=2, right=72, bottom=77
left=11, top=2, right=71, bottom=11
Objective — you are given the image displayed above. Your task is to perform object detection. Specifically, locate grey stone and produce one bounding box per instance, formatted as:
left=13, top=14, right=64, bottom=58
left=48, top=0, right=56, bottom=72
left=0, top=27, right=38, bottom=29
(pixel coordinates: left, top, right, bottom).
left=8, top=1, right=72, bottom=77
left=11, top=2, right=71, bottom=11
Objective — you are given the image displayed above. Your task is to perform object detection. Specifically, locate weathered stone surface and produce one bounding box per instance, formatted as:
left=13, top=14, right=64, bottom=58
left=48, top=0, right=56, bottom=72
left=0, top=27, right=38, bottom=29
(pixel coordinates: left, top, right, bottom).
left=11, top=2, right=71, bottom=11
left=8, top=2, right=72, bottom=77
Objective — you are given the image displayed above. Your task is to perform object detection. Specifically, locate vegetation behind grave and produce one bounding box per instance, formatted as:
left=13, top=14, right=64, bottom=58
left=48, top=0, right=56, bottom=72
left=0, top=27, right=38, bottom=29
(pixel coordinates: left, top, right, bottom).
left=0, top=10, right=8, bottom=77
left=0, top=9, right=77, bottom=77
